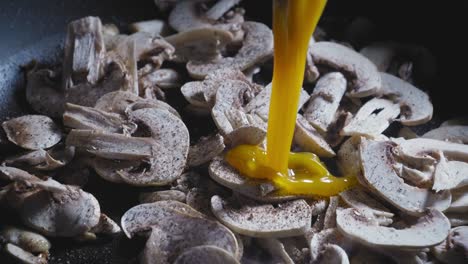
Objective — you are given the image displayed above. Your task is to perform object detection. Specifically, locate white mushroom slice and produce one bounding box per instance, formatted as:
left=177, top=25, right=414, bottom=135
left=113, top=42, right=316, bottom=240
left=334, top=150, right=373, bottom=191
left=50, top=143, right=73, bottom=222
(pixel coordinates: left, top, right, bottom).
left=309, top=41, right=381, bottom=97
left=62, top=16, right=105, bottom=89
left=447, top=186, right=468, bottom=213
left=317, top=244, right=350, bottom=264
left=66, top=129, right=156, bottom=160
left=337, top=208, right=450, bottom=249
left=4, top=243, right=47, bottom=264
left=0, top=226, right=51, bottom=253
left=25, top=68, right=64, bottom=118
left=244, top=83, right=310, bottom=122
left=139, top=68, right=182, bottom=90
left=400, top=165, right=434, bottom=188
left=121, top=201, right=239, bottom=261
left=339, top=187, right=394, bottom=226
left=187, top=134, right=225, bottom=167
left=3, top=146, right=74, bottom=171
left=139, top=190, right=186, bottom=203
left=17, top=186, right=101, bottom=237
left=294, top=115, right=335, bottom=158
left=303, top=72, right=347, bottom=133
left=186, top=188, right=215, bottom=218
left=63, top=103, right=134, bottom=134
left=360, top=139, right=451, bottom=215
left=129, top=19, right=170, bottom=36
left=433, top=157, right=468, bottom=191
left=174, top=246, right=240, bottom=264
left=393, top=138, right=468, bottom=162
left=323, top=196, right=340, bottom=230
left=0, top=166, right=66, bottom=193
left=442, top=118, right=468, bottom=127
left=423, top=126, right=468, bottom=144
left=337, top=136, right=362, bottom=178
left=310, top=228, right=352, bottom=262
left=89, top=214, right=121, bottom=235
left=380, top=72, right=433, bottom=126
left=2, top=115, right=62, bottom=150
left=210, top=195, right=311, bottom=238
left=205, top=0, right=241, bottom=20
left=257, top=238, right=294, bottom=264
left=166, top=27, right=234, bottom=62
left=432, top=226, right=468, bottom=264
left=360, top=42, right=397, bottom=71
left=208, top=158, right=296, bottom=202
left=181, top=81, right=211, bottom=108
left=341, top=98, right=401, bottom=137
left=187, top=22, right=273, bottom=79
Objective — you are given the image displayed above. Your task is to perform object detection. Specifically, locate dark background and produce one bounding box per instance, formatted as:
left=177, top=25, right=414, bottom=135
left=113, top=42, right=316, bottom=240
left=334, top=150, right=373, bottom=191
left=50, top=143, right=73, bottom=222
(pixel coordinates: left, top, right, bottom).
left=0, top=0, right=466, bottom=263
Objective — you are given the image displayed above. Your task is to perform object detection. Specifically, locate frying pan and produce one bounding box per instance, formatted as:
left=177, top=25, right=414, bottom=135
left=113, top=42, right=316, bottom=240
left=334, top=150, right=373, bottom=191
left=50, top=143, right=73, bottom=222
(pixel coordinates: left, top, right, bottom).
left=0, top=0, right=466, bottom=263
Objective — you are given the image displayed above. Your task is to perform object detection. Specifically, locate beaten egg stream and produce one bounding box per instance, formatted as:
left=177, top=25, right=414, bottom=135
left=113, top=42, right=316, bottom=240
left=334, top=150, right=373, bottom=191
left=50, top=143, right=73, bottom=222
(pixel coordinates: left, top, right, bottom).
left=226, top=0, right=356, bottom=197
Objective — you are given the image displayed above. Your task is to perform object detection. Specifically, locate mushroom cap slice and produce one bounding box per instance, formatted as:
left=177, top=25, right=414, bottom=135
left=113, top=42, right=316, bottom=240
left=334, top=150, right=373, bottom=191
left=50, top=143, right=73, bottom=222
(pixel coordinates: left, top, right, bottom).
left=0, top=226, right=51, bottom=253
left=139, top=68, right=182, bottom=90
left=359, top=139, right=451, bottom=215
left=360, top=42, right=397, bottom=71
left=303, top=72, right=347, bottom=133
left=174, top=246, right=240, bottom=264
left=309, top=41, right=381, bottom=97
left=341, top=98, right=401, bottom=137
left=187, top=22, right=273, bottom=79
left=187, top=134, right=225, bottom=167
left=208, top=157, right=297, bottom=202
left=181, top=81, right=211, bottom=108
left=309, top=228, right=352, bottom=262
left=4, top=243, right=48, bottom=264
left=433, top=157, right=468, bottom=191
left=18, top=187, right=101, bottom=237
left=294, top=115, right=335, bottom=158
left=380, top=72, right=433, bottom=126
left=166, top=27, right=234, bottom=62
left=2, top=115, right=62, bottom=150
left=3, top=146, right=75, bottom=171
left=336, top=208, right=450, bottom=249
left=121, top=201, right=239, bottom=261
left=317, top=244, right=350, bottom=264
left=432, top=226, right=468, bottom=264
left=139, top=190, right=187, bottom=204
left=423, top=125, right=468, bottom=144
left=210, top=195, right=311, bottom=238
left=393, top=137, right=468, bottom=162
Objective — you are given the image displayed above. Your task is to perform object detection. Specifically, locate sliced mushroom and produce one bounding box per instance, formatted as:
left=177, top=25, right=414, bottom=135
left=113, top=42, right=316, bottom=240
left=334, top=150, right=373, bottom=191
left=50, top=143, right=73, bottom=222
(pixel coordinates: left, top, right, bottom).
left=422, top=126, right=468, bottom=144
left=432, top=226, right=468, bottom=264
left=187, top=134, right=225, bottom=167
left=339, top=187, right=393, bottom=226
left=0, top=166, right=66, bottom=193
left=379, top=72, right=433, bottom=126
left=309, top=41, right=381, bottom=97
left=337, top=136, right=362, bottom=178
left=393, top=137, right=468, bottom=162
left=121, top=201, right=239, bottom=262
left=4, top=243, right=48, bottom=264
left=317, top=244, right=349, bottom=264
left=359, top=42, right=398, bottom=71
left=139, top=68, right=182, bottom=90
left=211, top=195, right=311, bottom=237
left=62, top=16, right=105, bottom=89
left=3, top=145, right=75, bottom=171
left=139, top=190, right=186, bottom=203
left=310, top=228, right=352, bottom=262
left=2, top=115, right=62, bottom=150
left=166, top=27, right=234, bottom=62
left=341, top=98, right=401, bottom=137
left=174, top=245, right=240, bottom=264
left=186, top=188, right=216, bottom=218
left=303, top=72, right=347, bottom=133
left=129, top=19, right=170, bottom=36
left=294, top=115, right=335, bottom=158
left=208, top=157, right=296, bottom=202
left=63, top=103, right=136, bottom=134
left=433, top=155, right=468, bottom=191
left=25, top=67, right=64, bottom=118
left=337, top=208, right=450, bottom=249
left=0, top=226, right=51, bottom=254
left=359, top=139, right=451, bottom=215
left=187, top=22, right=273, bottom=79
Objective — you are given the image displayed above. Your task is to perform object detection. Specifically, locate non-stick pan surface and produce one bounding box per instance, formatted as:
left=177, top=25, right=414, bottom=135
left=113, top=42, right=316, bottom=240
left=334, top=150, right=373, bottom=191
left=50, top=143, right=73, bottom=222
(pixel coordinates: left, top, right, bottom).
left=0, top=1, right=466, bottom=263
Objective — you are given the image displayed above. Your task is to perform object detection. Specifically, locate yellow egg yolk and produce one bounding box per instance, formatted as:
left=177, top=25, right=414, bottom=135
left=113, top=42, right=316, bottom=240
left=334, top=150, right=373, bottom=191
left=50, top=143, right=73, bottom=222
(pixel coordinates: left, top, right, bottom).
left=226, top=0, right=356, bottom=197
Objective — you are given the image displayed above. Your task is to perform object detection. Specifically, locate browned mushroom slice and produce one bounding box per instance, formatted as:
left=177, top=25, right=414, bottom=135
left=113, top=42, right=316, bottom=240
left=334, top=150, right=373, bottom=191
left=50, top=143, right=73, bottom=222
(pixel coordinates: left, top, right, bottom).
left=2, top=115, right=62, bottom=150
left=309, top=41, right=381, bottom=97
left=166, top=27, right=234, bottom=62
left=341, top=98, right=400, bottom=137
left=186, top=188, right=216, bottom=218
left=360, top=139, right=451, bottom=215
left=187, top=134, right=225, bottom=167
left=62, top=16, right=105, bottom=89
left=303, top=72, right=347, bottom=133
left=121, top=201, right=239, bottom=261
left=63, top=103, right=135, bottom=134
left=380, top=72, right=433, bottom=126
left=432, top=226, right=468, bottom=264
left=210, top=195, right=311, bottom=238
left=139, top=190, right=186, bottom=203
left=187, top=22, right=273, bottom=79
left=25, top=67, right=64, bottom=118
left=174, top=246, right=240, bottom=264
left=139, top=68, right=182, bottom=90
left=336, top=208, right=450, bottom=249
left=66, top=129, right=156, bottom=160
left=208, top=157, right=297, bottom=202
left=423, top=126, right=468, bottom=144
left=294, top=115, right=335, bottom=158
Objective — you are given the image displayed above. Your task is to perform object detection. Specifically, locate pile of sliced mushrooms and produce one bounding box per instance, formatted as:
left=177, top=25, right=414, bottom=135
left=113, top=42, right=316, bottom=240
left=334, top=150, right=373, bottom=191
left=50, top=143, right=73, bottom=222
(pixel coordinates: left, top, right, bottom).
left=1, top=1, right=468, bottom=263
